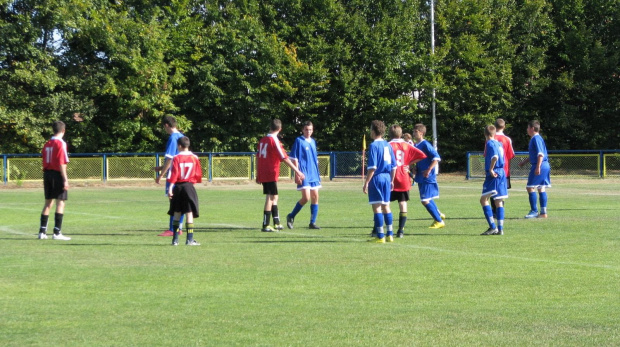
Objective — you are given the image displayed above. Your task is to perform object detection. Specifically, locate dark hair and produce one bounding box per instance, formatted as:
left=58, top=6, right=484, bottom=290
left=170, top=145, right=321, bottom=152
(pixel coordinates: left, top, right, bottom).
left=162, top=115, right=177, bottom=128
left=178, top=136, right=190, bottom=149
left=484, top=125, right=496, bottom=137
left=370, top=120, right=386, bottom=137
left=52, top=121, right=65, bottom=134
left=528, top=120, right=540, bottom=132
left=389, top=124, right=402, bottom=139
left=302, top=121, right=313, bottom=128
left=270, top=119, right=282, bottom=132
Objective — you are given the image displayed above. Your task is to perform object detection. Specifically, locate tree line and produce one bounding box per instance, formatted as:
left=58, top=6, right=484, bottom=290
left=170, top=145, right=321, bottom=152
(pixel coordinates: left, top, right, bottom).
left=1, top=0, right=618, bottom=171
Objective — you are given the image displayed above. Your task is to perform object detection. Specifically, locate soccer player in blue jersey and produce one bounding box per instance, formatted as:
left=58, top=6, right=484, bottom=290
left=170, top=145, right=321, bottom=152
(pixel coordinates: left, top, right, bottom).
left=154, top=116, right=185, bottom=236
left=519, top=120, right=551, bottom=218
left=286, top=121, right=322, bottom=230
left=480, top=125, right=508, bottom=235
left=412, top=123, right=446, bottom=229
left=363, top=120, right=397, bottom=243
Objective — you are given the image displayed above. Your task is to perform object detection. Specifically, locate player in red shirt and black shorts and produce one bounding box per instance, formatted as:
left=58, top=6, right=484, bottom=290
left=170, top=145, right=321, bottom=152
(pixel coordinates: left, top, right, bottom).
left=388, top=125, right=427, bottom=238
left=39, top=121, right=71, bottom=240
left=256, top=119, right=305, bottom=232
left=167, top=136, right=203, bottom=246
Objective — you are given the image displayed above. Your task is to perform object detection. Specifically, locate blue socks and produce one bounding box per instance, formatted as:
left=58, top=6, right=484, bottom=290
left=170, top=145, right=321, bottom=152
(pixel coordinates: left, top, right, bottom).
left=424, top=200, right=442, bottom=222
left=374, top=213, right=384, bottom=239
left=539, top=192, right=548, bottom=214
left=483, top=205, right=496, bottom=229
left=290, top=202, right=303, bottom=218
left=383, top=212, right=393, bottom=236
left=528, top=192, right=538, bottom=212
left=497, top=206, right=504, bottom=231
left=310, top=204, right=318, bottom=224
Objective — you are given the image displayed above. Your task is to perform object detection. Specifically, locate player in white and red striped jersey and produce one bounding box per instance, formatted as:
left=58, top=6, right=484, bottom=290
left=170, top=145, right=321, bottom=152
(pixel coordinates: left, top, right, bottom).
left=256, top=119, right=305, bottom=232
left=167, top=136, right=203, bottom=246
left=388, top=125, right=427, bottom=237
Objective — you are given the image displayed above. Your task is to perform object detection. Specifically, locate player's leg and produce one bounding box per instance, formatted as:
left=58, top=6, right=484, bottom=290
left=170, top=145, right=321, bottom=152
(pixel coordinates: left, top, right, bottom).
left=525, top=186, right=538, bottom=218
left=397, top=194, right=408, bottom=237
left=39, top=199, right=54, bottom=239
left=494, top=198, right=505, bottom=234
left=185, top=212, right=199, bottom=245
left=370, top=203, right=385, bottom=242
left=172, top=211, right=182, bottom=245
left=480, top=194, right=497, bottom=235
left=382, top=203, right=394, bottom=242
left=538, top=187, right=548, bottom=218
left=287, top=188, right=309, bottom=229
left=52, top=199, right=66, bottom=237
left=261, top=183, right=276, bottom=231
left=271, top=194, right=283, bottom=229
left=309, top=189, right=320, bottom=229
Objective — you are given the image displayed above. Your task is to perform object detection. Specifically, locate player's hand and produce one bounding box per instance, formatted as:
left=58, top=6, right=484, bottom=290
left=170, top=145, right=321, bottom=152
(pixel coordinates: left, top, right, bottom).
left=295, top=174, right=303, bottom=185
left=362, top=183, right=368, bottom=194
left=403, top=166, right=410, bottom=173
left=423, top=169, right=430, bottom=178
left=535, top=167, right=541, bottom=175
left=155, top=175, right=162, bottom=184
left=296, top=172, right=305, bottom=182
left=491, top=170, right=498, bottom=178
left=63, top=181, right=69, bottom=190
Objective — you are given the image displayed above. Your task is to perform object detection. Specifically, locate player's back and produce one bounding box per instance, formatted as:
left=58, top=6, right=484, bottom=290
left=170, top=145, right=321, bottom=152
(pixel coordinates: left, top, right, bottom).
left=257, top=134, right=287, bottom=182
left=42, top=137, right=69, bottom=171
left=369, top=139, right=395, bottom=175
left=170, top=151, right=202, bottom=184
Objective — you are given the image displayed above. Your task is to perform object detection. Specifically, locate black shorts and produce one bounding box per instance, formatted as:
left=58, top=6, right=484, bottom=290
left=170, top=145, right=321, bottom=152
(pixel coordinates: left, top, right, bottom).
left=168, top=182, right=199, bottom=217
left=262, top=181, right=278, bottom=195
left=390, top=191, right=409, bottom=202
left=43, top=170, right=68, bottom=200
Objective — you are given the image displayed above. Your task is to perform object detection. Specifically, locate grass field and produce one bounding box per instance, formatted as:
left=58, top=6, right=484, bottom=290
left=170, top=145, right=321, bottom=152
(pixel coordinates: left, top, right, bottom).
left=1, top=178, right=619, bottom=346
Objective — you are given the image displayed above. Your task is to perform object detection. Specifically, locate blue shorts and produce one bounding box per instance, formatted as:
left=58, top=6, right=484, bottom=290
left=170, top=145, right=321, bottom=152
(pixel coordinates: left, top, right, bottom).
left=527, top=163, right=551, bottom=189
left=417, top=181, right=439, bottom=202
left=482, top=172, right=508, bottom=199
left=297, top=180, right=322, bottom=191
left=368, top=173, right=391, bottom=205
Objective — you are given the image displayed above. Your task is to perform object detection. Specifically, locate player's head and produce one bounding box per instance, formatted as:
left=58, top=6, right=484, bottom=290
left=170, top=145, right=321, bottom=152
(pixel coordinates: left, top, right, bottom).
left=495, top=118, right=506, bottom=130
left=162, top=116, right=177, bottom=134
left=370, top=120, right=386, bottom=138
left=413, top=123, right=427, bottom=141
left=485, top=125, right=496, bottom=138
left=302, top=121, right=313, bottom=138
left=528, top=120, right=540, bottom=133
left=52, top=121, right=66, bottom=135
left=403, top=133, right=412, bottom=142
left=269, top=119, right=282, bottom=132
left=388, top=124, right=402, bottom=139
left=178, top=136, right=190, bottom=150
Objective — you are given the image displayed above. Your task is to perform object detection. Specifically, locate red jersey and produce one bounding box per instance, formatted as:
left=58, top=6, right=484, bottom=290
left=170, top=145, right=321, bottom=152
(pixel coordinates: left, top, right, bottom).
left=495, top=131, right=515, bottom=177
left=257, top=133, right=288, bottom=183
left=42, top=137, right=69, bottom=172
left=167, top=151, right=203, bottom=184
left=389, top=139, right=427, bottom=192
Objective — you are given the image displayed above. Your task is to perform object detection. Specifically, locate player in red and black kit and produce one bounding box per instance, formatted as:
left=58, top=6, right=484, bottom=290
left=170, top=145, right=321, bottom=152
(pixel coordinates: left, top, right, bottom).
left=39, top=121, right=71, bottom=240
left=388, top=125, right=427, bottom=238
left=256, top=119, right=305, bottom=232
left=167, top=136, right=203, bottom=246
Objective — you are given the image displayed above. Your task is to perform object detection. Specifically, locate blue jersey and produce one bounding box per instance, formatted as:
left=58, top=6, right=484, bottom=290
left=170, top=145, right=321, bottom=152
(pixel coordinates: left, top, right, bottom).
left=414, top=140, right=441, bottom=184
left=367, top=139, right=396, bottom=175
left=290, top=136, right=321, bottom=184
left=485, top=139, right=505, bottom=174
left=528, top=134, right=548, bottom=165
left=165, top=130, right=185, bottom=160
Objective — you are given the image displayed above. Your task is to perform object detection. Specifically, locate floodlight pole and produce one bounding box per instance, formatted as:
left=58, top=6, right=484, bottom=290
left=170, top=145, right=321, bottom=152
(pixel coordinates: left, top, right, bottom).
left=430, top=0, right=438, bottom=149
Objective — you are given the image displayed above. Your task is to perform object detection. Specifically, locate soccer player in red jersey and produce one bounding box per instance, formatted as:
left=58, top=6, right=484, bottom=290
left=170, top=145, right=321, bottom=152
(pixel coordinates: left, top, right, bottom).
left=39, top=121, right=71, bottom=240
left=388, top=125, right=427, bottom=238
left=167, top=136, right=203, bottom=246
left=256, top=119, right=305, bottom=232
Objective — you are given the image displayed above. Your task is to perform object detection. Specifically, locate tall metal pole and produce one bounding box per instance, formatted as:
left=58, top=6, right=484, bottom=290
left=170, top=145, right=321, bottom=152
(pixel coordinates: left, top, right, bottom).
left=430, top=0, right=437, bottom=149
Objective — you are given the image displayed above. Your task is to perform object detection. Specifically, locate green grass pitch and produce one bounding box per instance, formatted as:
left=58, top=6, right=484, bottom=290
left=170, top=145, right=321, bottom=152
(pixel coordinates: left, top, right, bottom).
left=1, top=178, right=619, bottom=346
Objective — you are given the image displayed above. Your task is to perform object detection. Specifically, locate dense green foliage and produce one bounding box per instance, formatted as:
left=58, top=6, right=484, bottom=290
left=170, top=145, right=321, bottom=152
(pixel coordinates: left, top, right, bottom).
left=1, top=0, right=618, bottom=170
